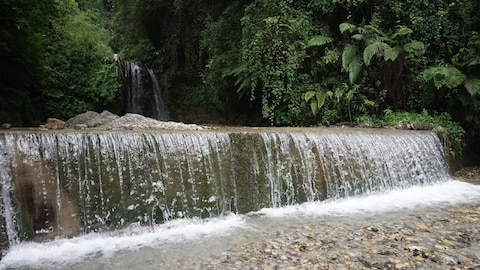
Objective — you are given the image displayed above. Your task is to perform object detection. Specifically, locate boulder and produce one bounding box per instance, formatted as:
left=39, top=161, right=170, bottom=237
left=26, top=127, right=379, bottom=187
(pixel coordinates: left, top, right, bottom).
left=86, top=110, right=119, bottom=127
left=65, top=110, right=120, bottom=128
left=41, top=118, right=66, bottom=130
left=65, top=111, right=99, bottom=128
left=1, top=123, right=11, bottom=129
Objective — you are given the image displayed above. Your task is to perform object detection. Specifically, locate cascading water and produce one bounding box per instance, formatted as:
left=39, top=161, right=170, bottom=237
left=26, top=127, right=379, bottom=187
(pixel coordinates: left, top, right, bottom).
left=0, top=128, right=451, bottom=246
left=0, top=144, right=18, bottom=249
left=124, top=62, right=143, bottom=115
left=147, top=68, right=170, bottom=121
left=123, top=62, right=170, bottom=121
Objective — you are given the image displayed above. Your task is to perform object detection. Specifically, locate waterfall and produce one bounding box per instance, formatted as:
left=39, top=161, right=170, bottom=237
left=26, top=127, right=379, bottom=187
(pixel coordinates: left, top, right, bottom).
left=147, top=68, right=170, bottom=121
left=123, top=62, right=170, bottom=121
left=124, top=62, right=143, bottom=115
left=0, top=142, right=19, bottom=248
left=0, top=128, right=450, bottom=246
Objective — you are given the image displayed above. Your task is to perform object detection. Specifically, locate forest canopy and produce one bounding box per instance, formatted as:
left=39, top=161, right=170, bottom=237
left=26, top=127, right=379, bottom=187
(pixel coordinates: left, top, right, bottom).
left=1, top=0, right=479, bottom=161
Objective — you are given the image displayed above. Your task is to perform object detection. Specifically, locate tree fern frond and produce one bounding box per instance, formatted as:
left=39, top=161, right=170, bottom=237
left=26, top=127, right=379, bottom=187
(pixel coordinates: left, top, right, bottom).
left=392, top=27, right=413, bottom=39
left=465, top=78, right=480, bottom=96
left=339, top=22, right=356, bottom=33
left=422, top=66, right=465, bottom=89
left=403, top=41, right=425, bottom=56
left=363, top=41, right=389, bottom=65
left=469, top=57, right=480, bottom=66
left=306, top=35, right=334, bottom=48
left=422, top=67, right=436, bottom=81
left=384, top=46, right=402, bottom=61
left=445, top=71, right=466, bottom=89
left=351, top=34, right=363, bottom=40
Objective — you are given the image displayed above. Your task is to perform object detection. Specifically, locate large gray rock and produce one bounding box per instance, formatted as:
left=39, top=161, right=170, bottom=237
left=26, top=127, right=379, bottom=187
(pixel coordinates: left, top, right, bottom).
left=86, top=110, right=120, bottom=127
left=66, top=111, right=204, bottom=130
left=65, top=111, right=99, bottom=128
left=66, top=111, right=120, bottom=128
left=101, top=113, right=204, bottom=130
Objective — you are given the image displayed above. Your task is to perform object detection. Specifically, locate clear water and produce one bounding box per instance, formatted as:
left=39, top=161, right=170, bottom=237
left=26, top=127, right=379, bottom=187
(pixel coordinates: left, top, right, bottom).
left=2, top=179, right=479, bottom=270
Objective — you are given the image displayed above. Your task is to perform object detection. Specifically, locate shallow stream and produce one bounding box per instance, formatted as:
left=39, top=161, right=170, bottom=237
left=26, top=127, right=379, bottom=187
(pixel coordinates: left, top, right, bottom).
left=2, top=180, right=479, bottom=269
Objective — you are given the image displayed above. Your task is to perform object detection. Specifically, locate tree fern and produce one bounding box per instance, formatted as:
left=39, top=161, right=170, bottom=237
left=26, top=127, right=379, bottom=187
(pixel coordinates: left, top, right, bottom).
left=403, top=41, right=425, bottom=56
left=422, top=66, right=466, bottom=89
left=363, top=41, right=389, bottom=65
left=306, top=35, right=333, bottom=48
left=384, top=46, right=402, bottom=61
left=339, top=22, right=356, bottom=33
left=465, top=78, right=480, bottom=96
left=391, top=27, right=413, bottom=39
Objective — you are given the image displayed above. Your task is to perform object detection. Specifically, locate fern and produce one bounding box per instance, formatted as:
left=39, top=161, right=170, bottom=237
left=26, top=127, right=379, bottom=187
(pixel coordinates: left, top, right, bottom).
left=422, top=66, right=466, bottom=89
left=391, top=27, right=413, bottom=39
left=339, top=22, right=356, bottom=33
left=384, top=46, right=402, bottom=61
left=465, top=78, right=480, bottom=96
left=306, top=35, right=334, bottom=48
left=403, top=41, right=425, bottom=56
left=351, top=34, right=363, bottom=41
left=363, top=41, right=389, bottom=65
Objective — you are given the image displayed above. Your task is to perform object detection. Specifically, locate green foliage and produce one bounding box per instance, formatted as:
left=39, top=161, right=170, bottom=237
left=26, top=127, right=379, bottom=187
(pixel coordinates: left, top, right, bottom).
left=40, top=1, right=119, bottom=119
left=465, top=79, right=480, bottom=96
left=0, top=0, right=59, bottom=124
left=304, top=91, right=326, bottom=116
left=363, top=41, right=389, bottom=65
left=239, top=0, right=313, bottom=124
left=381, top=110, right=465, bottom=159
left=2, top=0, right=480, bottom=158
left=306, top=35, right=334, bottom=48
left=421, top=66, right=466, bottom=89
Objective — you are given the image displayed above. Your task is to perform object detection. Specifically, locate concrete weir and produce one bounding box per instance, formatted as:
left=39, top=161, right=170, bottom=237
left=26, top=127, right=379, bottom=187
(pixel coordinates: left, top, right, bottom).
left=0, top=127, right=450, bottom=248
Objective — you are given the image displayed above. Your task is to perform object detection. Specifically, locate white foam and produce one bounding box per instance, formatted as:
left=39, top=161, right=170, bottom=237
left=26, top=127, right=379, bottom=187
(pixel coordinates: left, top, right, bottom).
left=0, top=214, right=245, bottom=269
left=254, top=180, right=480, bottom=217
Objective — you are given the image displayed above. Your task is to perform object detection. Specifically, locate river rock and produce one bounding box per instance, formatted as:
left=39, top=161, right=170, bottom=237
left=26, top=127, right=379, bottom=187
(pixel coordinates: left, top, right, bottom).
left=73, top=124, right=88, bottom=130
left=86, top=110, right=120, bottom=127
left=41, top=118, right=66, bottom=130
left=1, top=123, right=11, bottom=129
left=66, top=111, right=99, bottom=128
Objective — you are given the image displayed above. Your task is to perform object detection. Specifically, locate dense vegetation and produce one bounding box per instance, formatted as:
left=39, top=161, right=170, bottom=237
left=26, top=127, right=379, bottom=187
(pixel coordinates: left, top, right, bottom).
left=1, top=0, right=479, bottom=163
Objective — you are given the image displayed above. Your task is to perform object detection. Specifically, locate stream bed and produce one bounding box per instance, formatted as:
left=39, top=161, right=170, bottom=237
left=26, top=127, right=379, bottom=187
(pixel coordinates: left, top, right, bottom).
left=2, top=180, right=480, bottom=269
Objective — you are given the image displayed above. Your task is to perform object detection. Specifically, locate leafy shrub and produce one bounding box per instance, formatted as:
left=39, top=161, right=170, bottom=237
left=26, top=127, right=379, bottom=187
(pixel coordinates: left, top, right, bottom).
left=380, top=110, right=465, bottom=159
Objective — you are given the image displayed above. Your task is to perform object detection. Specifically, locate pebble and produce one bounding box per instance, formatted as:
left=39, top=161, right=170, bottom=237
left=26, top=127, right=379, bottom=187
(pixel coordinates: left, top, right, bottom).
left=170, top=203, right=480, bottom=269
